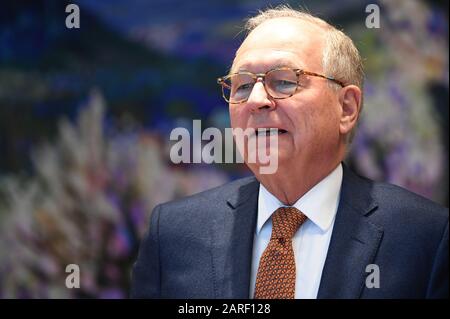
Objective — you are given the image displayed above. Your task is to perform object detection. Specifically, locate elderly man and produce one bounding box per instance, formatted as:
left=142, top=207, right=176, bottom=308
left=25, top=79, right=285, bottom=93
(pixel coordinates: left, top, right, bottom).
left=131, top=7, right=448, bottom=299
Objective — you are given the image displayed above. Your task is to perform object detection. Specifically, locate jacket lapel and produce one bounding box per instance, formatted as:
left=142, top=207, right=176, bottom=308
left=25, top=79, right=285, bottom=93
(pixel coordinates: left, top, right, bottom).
left=210, top=177, right=259, bottom=298
left=317, top=164, right=383, bottom=298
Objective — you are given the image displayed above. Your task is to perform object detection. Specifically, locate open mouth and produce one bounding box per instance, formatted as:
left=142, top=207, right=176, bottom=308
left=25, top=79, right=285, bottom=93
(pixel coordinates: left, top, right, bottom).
left=255, top=128, right=288, bottom=136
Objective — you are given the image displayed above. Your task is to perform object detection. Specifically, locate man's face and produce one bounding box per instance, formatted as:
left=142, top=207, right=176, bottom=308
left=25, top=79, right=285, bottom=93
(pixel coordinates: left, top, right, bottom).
left=230, top=17, right=342, bottom=175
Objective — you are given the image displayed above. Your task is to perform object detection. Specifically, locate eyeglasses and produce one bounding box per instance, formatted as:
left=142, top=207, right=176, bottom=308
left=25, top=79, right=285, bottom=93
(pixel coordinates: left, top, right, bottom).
left=217, top=67, right=345, bottom=104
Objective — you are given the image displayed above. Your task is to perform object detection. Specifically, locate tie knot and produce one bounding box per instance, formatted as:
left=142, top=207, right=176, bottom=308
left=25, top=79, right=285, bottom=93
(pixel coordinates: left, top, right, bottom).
left=271, top=207, right=307, bottom=239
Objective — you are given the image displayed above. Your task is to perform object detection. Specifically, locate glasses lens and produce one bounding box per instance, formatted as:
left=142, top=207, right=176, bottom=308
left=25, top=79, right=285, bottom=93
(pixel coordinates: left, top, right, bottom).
left=222, top=73, right=254, bottom=103
left=266, top=69, right=298, bottom=98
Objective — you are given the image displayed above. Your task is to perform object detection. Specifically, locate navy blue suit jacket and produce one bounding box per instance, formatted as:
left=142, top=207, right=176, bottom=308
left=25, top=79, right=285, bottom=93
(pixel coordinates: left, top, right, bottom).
left=131, top=165, right=449, bottom=298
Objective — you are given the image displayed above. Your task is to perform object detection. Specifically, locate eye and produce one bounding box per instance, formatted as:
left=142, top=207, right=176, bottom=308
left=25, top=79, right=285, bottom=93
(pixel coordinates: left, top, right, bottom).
left=272, top=79, right=297, bottom=93
left=236, top=83, right=253, bottom=92
left=233, top=83, right=253, bottom=99
left=274, top=80, right=296, bottom=86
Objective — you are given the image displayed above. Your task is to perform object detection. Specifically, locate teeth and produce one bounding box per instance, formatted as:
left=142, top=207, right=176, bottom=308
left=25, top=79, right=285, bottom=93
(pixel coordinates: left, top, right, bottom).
left=256, top=128, right=282, bottom=136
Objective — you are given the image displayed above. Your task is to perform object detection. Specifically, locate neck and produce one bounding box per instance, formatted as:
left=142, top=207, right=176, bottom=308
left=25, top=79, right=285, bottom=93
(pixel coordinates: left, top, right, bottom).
left=254, top=159, right=342, bottom=205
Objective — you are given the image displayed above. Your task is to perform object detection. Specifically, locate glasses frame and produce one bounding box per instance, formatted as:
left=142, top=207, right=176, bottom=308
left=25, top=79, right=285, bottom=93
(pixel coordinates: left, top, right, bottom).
left=217, top=67, right=345, bottom=104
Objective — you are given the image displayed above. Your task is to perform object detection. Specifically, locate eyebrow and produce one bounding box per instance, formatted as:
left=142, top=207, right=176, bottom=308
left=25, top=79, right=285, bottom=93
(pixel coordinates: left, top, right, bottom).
left=233, top=62, right=303, bottom=74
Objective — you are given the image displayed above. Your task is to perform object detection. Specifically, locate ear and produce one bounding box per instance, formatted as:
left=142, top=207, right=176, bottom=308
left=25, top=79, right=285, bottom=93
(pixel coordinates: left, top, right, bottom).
left=338, top=85, right=362, bottom=136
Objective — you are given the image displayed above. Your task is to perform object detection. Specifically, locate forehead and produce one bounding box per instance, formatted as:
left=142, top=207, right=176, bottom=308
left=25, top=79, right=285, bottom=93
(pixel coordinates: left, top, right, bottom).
left=232, top=17, right=325, bottom=73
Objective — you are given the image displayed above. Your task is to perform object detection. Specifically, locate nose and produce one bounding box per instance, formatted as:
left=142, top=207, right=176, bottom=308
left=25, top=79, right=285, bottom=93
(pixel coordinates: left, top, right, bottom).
left=245, top=79, right=276, bottom=113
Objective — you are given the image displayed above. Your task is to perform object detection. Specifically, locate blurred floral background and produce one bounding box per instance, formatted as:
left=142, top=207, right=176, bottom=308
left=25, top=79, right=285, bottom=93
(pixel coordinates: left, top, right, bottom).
left=0, top=0, right=448, bottom=298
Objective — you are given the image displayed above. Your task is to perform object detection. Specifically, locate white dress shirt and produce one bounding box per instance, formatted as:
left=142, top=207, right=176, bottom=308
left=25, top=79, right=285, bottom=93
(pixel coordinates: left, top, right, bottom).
left=249, top=163, right=343, bottom=299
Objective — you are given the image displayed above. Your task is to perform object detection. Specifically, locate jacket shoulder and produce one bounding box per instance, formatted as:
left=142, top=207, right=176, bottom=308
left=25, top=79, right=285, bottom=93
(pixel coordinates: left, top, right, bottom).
left=150, top=175, right=258, bottom=242
left=155, top=175, right=258, bottom=213
left=371, top=180, right=448, bottom=220
left=342, top=166, right=448, bottom=231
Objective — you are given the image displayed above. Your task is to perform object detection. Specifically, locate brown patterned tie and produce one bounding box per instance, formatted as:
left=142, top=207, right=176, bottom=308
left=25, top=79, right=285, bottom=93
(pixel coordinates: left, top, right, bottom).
left=254, top=206, right=307, bottom=299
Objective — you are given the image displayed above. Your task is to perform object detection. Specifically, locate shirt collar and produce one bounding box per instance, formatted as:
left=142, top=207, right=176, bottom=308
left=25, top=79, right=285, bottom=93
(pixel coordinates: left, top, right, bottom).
left=256, top=163, right=343, bottom=234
